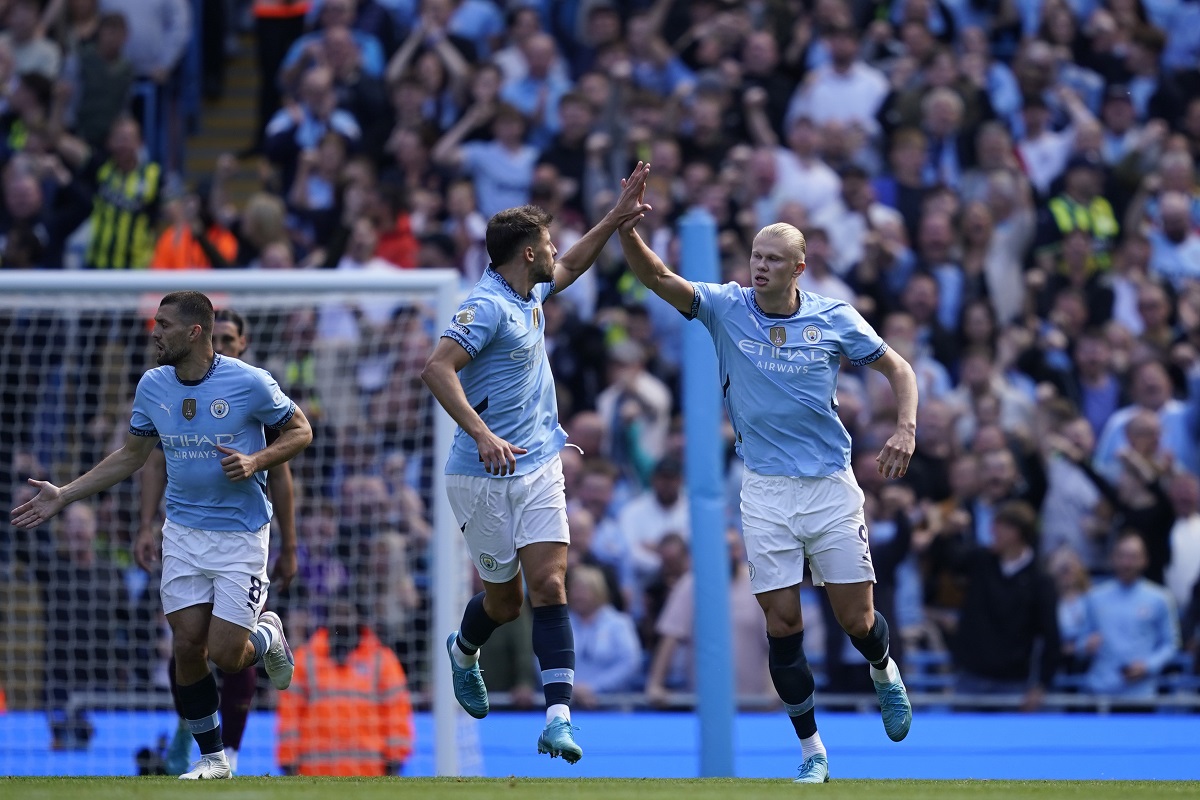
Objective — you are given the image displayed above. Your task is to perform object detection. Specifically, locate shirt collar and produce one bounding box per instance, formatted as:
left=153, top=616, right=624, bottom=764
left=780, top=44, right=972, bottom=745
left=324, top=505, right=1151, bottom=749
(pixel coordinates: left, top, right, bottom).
left=486, top=265, right=533, bottom=302
left=999, top=547, right=1035, bottom=578
left=751, top=290, right=805, bottom=320
left=176, top=354, right=221, bottom=386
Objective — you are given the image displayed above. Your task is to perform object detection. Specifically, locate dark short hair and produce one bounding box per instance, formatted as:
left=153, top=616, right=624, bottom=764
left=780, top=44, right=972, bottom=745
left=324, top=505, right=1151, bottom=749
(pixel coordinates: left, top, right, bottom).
left=653, top=456, right=683, bottom=479
left=98, top=11, right=128, bottom=33
left=214, top=307, right=247, bottom=336
left=1132, top=25, right=1166, bottom=54
left=994, top=500, right=1039, bottom=546
left=558, top=91, right=591, bottom=112
left=485, top=205, right=552, bottom=266
left=160, top=291, right=214, bottom=335
left=493, top=102, right=528, bottom=127
left=18, top=72, right=52, bottom=112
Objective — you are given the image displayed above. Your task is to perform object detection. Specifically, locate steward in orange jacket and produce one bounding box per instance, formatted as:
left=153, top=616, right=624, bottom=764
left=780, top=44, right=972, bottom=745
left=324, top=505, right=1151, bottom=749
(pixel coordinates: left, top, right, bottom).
left=277, top=599, right=414, bottom=776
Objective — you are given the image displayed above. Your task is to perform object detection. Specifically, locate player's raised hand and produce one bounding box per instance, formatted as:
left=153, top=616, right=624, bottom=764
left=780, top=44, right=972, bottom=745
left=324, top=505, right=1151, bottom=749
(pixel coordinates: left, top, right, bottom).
left=612, top=161, right=652, bottom=229
left=133, top=525, right=161, bottom=572
left=473, top=429, right=527, bottom=477
left=10, top=478, right=65, bottom=528
left=876, top=428, right=915, bottom=480
left=216, top=444, right=259, bottom=482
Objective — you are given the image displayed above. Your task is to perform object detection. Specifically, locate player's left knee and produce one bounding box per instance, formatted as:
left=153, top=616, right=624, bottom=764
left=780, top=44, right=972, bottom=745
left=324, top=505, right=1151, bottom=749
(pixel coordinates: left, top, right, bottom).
left=528, top=574, right=566, bottom=607
left=209, top=644, right=249, bottom=674
left=842, top=611, right=874, bottom=640
left=849, top=614, right=878, bottom=638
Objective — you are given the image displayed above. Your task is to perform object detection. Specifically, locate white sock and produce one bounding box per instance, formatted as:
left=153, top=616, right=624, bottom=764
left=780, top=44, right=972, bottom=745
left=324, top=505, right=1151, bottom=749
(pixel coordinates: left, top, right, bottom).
left=252, top=621, right=277, bottom=659
left=800, top=732, right=825, bottom=761
left=546, top=703, right=570, bottom=724
left=451, top=637, right=479, bottom=668
left=870, top=659, right=901, bottom=684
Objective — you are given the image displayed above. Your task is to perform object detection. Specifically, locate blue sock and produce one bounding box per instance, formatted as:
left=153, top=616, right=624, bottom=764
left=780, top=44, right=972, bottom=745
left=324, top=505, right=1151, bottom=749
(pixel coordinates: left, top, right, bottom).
left=458, top=592, right=503, bottom=653
left=532, top=604, right=574, bottom=710
left=850, top=611, right=891, bottom=669
left=177, top=672, right=224, bottom=756
left=769, top=631, right=817, bottom=740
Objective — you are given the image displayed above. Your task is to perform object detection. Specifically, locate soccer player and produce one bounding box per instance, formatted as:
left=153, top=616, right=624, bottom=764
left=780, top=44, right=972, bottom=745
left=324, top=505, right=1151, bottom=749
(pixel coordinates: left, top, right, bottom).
left=617, top=189, right=918, bottom=784
left=421, top=163, right=652, bottom=763
left=11, top=291, right=312, bottom=780
left=137, top=308, right=298, bottom=776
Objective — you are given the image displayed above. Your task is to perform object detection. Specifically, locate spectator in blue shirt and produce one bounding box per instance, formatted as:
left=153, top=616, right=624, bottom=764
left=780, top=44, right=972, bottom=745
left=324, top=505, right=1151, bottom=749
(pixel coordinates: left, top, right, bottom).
left=265, top=65, right=363, bottom=194
left=432, top=102, right=537, bottom=219
left=281, top=0, right=387, bottom=87
left=499, top=32, right=572, bottom=150
left=568, top=564, right=642, bottom=706
left=1079, top=533, right=1180, bottom=697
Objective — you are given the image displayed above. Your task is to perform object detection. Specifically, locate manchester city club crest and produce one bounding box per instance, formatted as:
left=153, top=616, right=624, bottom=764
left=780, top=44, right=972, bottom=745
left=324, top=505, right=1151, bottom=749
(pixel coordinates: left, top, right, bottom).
left=456, top=306, right=476, bottom=325
left=210, top=398, right=230, bottom=419
left=803, top=325, right=822, bottom=344
left=769, top=326, right=786, bottom=346
left=479, top=553, right=498, bottom=572
left=182, top=398, right=197, bottom=421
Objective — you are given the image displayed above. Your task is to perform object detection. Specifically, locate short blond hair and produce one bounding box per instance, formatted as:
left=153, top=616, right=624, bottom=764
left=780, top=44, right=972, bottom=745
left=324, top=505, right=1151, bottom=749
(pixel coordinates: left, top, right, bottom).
left=569, top=564, right=610, bottom=606
left=755, top=223, right=807, bottom=264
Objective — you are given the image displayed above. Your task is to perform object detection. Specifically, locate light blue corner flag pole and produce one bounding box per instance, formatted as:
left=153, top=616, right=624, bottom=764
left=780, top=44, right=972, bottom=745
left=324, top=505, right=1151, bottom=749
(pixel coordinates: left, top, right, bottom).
left=678, top=208, right=734, bottom=777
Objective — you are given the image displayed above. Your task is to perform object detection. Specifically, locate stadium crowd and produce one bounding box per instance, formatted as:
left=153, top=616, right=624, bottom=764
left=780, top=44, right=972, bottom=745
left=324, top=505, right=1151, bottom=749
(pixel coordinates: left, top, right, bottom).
left=2, top=0, right=1200, bottom=751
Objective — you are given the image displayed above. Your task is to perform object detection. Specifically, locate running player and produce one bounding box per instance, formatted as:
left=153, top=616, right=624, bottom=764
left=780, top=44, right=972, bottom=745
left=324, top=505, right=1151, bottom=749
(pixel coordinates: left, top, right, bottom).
left=12, top=291, right=312, bottom=780
left=137, top=308, right=298, bottom=776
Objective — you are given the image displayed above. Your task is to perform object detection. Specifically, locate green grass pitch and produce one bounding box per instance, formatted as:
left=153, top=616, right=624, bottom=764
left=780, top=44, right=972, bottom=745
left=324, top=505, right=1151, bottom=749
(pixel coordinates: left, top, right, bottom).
left=4, top=778, right=1200, bottom=799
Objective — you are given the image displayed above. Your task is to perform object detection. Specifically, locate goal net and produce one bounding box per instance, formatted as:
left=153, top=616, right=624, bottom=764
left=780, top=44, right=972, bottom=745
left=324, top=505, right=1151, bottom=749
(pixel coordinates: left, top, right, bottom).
left=0, top=269, right=473, bottom=776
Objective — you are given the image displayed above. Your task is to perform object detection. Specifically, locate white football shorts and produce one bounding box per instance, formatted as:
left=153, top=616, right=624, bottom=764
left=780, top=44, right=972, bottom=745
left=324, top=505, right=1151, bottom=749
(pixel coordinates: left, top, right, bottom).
left=740, top=466, right=875, bottom=593
left=447, top=455, right=570, bottom=583
left=160, top=519, right=271, bottom=630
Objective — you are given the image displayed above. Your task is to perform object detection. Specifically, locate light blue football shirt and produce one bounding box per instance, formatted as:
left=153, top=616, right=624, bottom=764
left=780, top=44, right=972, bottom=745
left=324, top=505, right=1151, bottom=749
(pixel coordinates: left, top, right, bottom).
left=689, top=283, right=887, bottom=477
left=129, top=354, right=297, bottom=531
left=442, top=267, right=567, bottom=478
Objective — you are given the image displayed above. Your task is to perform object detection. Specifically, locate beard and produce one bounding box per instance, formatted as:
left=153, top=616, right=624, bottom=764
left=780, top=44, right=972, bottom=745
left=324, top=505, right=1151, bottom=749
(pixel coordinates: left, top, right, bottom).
left=156, top=341, right=188, bottom=366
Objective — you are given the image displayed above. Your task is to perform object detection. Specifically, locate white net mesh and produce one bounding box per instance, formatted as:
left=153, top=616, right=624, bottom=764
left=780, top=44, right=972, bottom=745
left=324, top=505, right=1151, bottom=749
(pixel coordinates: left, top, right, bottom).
left=0, top=270, right=466, bottom=776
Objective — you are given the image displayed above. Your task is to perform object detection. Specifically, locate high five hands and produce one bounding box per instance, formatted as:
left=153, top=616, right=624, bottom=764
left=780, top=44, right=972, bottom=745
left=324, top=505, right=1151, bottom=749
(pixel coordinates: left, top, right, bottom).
left=615, top=161, right=652, bottom=234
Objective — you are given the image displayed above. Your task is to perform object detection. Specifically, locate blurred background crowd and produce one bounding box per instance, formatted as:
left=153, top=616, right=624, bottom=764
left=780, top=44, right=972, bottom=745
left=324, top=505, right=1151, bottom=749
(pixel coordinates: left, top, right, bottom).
left=1, top=0, right=1200, bottom=754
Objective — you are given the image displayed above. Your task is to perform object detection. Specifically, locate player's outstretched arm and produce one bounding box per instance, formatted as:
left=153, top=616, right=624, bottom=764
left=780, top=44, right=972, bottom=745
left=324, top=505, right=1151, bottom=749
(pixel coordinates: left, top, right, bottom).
left=421, top=337, right=528, bottom=476
left=11, top=431, right=159, bottom=529
left=616, top=225, right=696, bottom=316
left=218, top=406, right=313, bottom=482
left=867, top=348, right=918, bottom=479
left=552, top=161, right=653, bottom=294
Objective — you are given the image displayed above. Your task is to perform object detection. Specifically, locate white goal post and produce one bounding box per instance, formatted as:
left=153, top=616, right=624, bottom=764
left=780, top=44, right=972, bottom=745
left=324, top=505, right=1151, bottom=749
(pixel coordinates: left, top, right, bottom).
left=0, top=269, right=469, bottom=776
